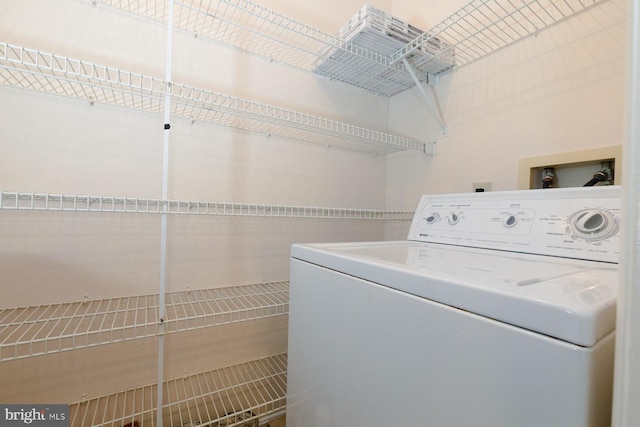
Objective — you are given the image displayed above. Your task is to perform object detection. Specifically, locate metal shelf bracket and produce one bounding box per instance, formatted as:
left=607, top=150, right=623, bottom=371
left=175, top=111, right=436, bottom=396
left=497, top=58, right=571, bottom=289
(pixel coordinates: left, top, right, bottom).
left=401, top=58, right=448, bottom=137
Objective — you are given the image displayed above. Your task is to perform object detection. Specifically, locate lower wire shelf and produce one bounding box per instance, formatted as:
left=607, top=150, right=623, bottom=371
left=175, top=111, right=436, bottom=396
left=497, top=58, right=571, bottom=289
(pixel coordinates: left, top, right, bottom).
left=0, top=282, right=289, bottom=362
left=69, top=352, right=288, bottom=427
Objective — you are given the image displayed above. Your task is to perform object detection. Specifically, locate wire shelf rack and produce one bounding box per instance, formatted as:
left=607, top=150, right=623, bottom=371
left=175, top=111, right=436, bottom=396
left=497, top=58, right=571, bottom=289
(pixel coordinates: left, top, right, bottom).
left=98, top=0, right=428, bottom=97
left=0, top=42, right=166, bottom=110
left=99, top=0, right=609, bottom=95
left=0, top=282, right=289, bottom=362
left=0, top=42, right=432, bottom=155
left=312, top=4, right=455, bottom=95
left=391, top=0, right=610, bottom=72
left=69, top=353, right=287, bottom=427
left=170, top=82, right=430, bottom=154
left=0, top=192, right=415, bottom=221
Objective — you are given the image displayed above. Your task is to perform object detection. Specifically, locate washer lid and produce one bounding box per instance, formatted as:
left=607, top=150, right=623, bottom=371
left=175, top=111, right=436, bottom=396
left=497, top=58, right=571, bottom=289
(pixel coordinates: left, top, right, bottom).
left=291, top=241, right=617, bottom=347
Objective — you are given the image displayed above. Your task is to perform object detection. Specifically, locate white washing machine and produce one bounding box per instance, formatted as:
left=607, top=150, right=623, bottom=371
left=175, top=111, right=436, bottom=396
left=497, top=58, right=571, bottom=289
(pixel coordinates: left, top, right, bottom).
left=286, top=186, right=620, bottom=427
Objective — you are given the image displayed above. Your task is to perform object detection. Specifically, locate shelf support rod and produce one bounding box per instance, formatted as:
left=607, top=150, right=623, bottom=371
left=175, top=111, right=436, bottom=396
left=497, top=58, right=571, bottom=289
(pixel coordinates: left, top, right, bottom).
left=157, top=1, right=175, bottom=426
left=401, top=58, right=447, bottom=136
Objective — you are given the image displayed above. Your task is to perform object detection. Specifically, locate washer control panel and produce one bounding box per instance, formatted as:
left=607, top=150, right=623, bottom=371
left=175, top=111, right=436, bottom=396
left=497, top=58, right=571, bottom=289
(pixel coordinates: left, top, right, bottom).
left=408, top=186, right=621, bottom=263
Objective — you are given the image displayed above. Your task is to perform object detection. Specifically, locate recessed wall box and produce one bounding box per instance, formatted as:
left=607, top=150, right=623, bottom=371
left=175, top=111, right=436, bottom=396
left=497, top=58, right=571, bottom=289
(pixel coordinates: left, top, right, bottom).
left=518, top=146, right=621, bottom=189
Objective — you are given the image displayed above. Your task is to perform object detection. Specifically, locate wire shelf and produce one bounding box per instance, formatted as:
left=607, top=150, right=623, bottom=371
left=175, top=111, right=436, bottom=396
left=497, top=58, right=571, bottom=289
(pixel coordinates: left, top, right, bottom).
left=99, top=0, right=609, bottom=95
left=0, top=42, right=166, bottom=111
left=0, top=192, right=415, bottom=221
left=313, top=4, right=454, bottom=96
left=104, top=0, right=412, bottom=95
left=98, top=0, right=431, bottom=97
left=69, top=353, right=287, bottom=427
left=163, top=282, right=289, bottom=333
left=170, top=82, right=431, bottom=154
left=0, top=282, right=288, bottom=362
left=0, top=42, right=432, bottom=155
left=391, top=0, right=610, bottom=72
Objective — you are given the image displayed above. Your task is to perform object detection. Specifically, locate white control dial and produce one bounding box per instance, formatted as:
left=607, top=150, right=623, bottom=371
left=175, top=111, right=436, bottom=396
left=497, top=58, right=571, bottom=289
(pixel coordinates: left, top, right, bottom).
left=503, top=215, right=518, bottom=228
left=448, top=213, right=460, bottom=225
left=425, top=213, right=440, bottom=224
left=568, top=209, right=617, bottom=241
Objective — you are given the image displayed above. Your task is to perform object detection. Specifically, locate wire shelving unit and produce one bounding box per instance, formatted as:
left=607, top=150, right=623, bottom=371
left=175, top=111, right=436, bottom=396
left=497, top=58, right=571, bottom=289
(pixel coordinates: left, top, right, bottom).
left=98, top=0, right=429, bottom=96
left=391, top=0, right=611, bottom=72
left=100, top=0, right=611, bottom=94
left=69, top=353, right=287, bottom=427
left=0, top=42, right=433, bottom=156
left=0, top=282, right=289, bottom=362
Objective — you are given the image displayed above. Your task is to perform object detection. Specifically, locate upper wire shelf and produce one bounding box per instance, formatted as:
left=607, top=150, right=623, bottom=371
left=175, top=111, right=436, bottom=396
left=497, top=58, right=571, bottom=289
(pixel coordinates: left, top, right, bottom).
left=0, top=42, right=432, bottom=155
left=100, top=0, right=609, bottom=92
left=99, top=0, right=429, bottom=96
left=69, top=352, right=287, bottom=427
left=0, top=192, right=414, bottom=221
left=0, top=282, right=289, bottom=362
left=391, top=0, right=610, bottom=72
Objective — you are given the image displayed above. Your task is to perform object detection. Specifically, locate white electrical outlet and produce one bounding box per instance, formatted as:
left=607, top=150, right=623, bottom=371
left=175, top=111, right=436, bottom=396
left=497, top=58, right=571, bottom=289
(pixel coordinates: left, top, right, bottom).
left=473, top=182, right=492, bottom=192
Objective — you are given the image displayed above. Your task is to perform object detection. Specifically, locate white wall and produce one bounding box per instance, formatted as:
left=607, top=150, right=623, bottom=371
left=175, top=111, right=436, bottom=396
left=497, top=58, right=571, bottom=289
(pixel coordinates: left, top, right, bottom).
left=392, top=0, right=469, bottom=29
left=386, top=0, right=628, bottom=210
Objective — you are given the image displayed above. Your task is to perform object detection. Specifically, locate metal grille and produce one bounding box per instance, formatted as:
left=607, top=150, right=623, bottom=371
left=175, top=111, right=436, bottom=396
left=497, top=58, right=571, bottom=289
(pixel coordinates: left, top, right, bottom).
left=69, top=353, right=287, bottom=427
left=0, top=282, right=289, bottom=361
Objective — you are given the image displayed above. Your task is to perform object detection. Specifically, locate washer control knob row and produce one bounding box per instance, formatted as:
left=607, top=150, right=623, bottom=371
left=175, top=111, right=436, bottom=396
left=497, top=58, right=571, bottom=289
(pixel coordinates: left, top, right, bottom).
left=425, top=212, right=462, bottom=225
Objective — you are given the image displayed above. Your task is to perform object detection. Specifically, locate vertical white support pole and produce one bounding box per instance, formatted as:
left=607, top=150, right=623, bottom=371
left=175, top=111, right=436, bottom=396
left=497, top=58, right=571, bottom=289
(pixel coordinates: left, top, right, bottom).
left=612, top=0, right=640, bottom=426
left=157, top=1, right=174, bottom=426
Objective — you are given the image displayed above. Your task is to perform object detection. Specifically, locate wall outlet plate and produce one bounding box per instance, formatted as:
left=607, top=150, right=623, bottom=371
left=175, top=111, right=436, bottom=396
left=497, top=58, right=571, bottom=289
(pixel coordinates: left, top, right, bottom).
left=473, top=182, right=492, bottom=192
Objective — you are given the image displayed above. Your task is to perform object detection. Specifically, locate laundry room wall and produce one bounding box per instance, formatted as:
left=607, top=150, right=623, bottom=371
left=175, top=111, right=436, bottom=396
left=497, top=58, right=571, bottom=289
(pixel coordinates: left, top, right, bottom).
left=386, top=0, right=628, bottom=210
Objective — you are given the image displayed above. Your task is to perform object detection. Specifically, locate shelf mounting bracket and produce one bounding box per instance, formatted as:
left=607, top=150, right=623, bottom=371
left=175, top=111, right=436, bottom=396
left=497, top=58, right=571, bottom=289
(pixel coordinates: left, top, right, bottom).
left=401, top=58, right=447, bottom=137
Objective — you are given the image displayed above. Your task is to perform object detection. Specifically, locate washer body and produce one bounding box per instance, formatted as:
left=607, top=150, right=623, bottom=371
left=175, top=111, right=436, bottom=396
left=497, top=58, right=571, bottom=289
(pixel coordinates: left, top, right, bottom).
left=286, top=187, right=620, bottom=427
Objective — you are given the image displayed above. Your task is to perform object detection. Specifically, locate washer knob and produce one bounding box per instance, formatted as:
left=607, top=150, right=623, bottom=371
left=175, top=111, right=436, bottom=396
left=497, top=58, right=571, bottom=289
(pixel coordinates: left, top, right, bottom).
left=448, top=213, right=460, bottom=225
left=568, top=209, right=617, bottom=240
left=574, top=211, right=606, bottom=233
left=425, top=213, right=440, bottom=224
left=503, top=215, right=518, bottom=228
